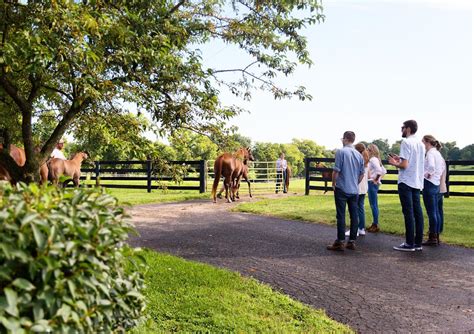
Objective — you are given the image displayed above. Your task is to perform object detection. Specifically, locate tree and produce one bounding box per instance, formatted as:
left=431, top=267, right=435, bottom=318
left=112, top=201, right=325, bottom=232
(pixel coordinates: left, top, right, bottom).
left=460, top=144, right=474, bottom=160
left=169, top=129, right=218, bottom=161
left=371, top=138, right=390, bottom=158
left=0, top=1, right=324, bottom=182
left=291, top=138, right=328, bottom=158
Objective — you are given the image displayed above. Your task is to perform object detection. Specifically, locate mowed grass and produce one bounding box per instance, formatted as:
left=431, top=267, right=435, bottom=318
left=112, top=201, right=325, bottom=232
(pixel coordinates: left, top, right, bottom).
left=234, top=194, right=474, bottom=248
left=105, top=188, right=209, bottom=206
left=129, top=249, right=352, bottom=333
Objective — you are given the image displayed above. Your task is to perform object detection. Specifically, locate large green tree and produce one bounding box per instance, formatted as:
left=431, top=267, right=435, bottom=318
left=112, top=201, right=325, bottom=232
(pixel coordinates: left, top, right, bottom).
left=0, top=0, right=324, bottom=182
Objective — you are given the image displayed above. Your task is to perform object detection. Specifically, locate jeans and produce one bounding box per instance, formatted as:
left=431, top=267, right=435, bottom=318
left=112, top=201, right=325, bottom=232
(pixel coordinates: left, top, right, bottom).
left=276, top=170, right=287, bottom=192
left=423, top=179, right=440, bottom=235
left=398, top=182, right=424, bottom=246
left=368, top=182, right=380, bottom=225
left=438, top=193, right=444, bottom=233
left=358, top=194, right=366, bottom=230
left=334, top=187, right=359, bottom=241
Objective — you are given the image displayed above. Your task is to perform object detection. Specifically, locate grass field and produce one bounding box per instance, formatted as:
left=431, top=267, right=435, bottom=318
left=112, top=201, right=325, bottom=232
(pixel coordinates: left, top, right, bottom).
left=129, top=249, right=352, bottom=333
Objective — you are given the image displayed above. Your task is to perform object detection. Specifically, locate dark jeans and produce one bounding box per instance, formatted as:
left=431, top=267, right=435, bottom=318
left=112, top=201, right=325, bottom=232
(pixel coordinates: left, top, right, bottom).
left=358, top=194, right=366, bottom=230
left=422, top=179, right=440, bottom=234
left=438, top=193, right=444, bottom=233
left=368, top=182, right=380, bottom=225
left=398, top=182, right=424, bottom=246
left=334, top=187, right=359, bottom=241
left=276, top=170, right=287, bottom=193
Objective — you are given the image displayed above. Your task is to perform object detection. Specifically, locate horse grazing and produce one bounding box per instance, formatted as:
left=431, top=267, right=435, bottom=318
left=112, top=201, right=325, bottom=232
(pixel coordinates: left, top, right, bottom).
left=211, top=147, right=254, bottom=203
left=316, top=162, right=332, bottom=193
left=48, top=152, right=88, bottom=187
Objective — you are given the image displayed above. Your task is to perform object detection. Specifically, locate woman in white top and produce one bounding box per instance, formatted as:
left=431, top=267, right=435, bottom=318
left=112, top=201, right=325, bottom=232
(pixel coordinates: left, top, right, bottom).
left=366, top=144, right=384, bottom=233
left=421, top=135, right=445, bottom=246
left=346, top=143, right=369, bottom=236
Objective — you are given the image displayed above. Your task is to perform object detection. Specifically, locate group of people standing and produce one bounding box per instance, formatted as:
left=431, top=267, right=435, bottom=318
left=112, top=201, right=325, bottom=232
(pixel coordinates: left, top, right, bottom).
left=328, top=119, right=446, bottom=252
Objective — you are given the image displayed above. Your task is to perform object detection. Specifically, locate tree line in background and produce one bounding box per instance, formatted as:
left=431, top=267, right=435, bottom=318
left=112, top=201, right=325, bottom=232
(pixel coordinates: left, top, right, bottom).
left=31, top=112, right=474, bottom=177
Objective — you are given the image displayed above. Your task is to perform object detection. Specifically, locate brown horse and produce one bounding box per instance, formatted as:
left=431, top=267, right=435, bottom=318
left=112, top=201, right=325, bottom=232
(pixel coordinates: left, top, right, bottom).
left=316, top=162, right=332, bottom=193
left=284, top=165, right=292, bottom=193
left=48, top=152, right=88, bottom=187
left=211, top=147, right=254, bottom=203
left=0, top=144, right=48, bottom=184
left=217, top=163, right=252, bottom=200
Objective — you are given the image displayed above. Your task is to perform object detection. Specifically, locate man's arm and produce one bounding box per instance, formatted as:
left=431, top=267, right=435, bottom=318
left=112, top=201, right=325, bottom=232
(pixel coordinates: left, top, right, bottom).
left=388, top=155, right=409, bottom=169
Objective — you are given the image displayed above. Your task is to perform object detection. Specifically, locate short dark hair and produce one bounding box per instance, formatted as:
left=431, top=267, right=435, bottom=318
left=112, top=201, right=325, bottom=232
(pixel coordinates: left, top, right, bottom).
left=403, top=120, right=418, bottom=134
left=343, top=131, right=356, bottom=143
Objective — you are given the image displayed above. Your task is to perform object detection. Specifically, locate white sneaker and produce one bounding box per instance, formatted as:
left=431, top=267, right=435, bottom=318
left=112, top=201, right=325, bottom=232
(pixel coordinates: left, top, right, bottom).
left=345, top=230, right=359, bottom=237
left=358, top=228, right=366, bottom=236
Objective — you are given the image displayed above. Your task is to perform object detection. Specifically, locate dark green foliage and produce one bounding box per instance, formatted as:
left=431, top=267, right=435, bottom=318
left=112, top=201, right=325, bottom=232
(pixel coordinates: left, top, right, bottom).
left=0, top=184, right=145, bottom=333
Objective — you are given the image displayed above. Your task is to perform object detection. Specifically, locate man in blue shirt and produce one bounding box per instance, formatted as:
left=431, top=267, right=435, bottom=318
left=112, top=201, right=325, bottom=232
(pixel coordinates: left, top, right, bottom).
left=327, top=131, right=365, bottom=251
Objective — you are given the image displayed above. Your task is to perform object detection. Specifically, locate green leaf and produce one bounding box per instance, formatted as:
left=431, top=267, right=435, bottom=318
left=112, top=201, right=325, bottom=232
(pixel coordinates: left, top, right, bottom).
left=4, top=288, right=19, bottom=317
left=31, top=224, right=45, bottom=248
left=12, top=278, right=36, bottom=291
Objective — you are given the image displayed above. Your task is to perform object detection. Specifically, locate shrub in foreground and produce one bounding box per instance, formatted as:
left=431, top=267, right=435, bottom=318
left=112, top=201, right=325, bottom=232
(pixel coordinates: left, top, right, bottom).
left=0, top=183, right=145, bottom=333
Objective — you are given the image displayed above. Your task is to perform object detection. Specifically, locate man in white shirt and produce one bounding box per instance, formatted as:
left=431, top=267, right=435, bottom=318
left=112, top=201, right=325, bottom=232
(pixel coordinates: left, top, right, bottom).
left=51, top=138, right=67, bottom=160
left=388, top=120, right=425, bottom=252
left=275, top=153, right=288, bottom=193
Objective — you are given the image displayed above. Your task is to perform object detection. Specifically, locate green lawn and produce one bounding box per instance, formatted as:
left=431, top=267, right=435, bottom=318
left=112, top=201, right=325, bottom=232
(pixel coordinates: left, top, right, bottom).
left=234, top=194, right=474, bottom=248
left=129, top=249, right=352, bottom=333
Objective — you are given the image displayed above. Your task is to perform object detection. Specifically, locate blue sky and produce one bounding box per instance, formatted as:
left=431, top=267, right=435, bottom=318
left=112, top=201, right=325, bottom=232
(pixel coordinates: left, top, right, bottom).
left=204, top=0, right=472, bottom=150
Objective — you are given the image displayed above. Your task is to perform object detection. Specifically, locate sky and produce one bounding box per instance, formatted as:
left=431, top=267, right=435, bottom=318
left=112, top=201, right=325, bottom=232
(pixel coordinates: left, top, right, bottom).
left=202, top=0, right=473, bottom=150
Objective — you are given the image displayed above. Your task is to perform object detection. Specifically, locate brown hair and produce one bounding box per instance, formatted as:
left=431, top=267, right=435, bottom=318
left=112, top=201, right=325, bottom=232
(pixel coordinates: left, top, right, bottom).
left=355, top=142, right=369, bottom=167
left=343, top=131, right=356, bottom=143
left=403, top=120, right=418, bottom=134
left=422, top=135, right=442, bottom=150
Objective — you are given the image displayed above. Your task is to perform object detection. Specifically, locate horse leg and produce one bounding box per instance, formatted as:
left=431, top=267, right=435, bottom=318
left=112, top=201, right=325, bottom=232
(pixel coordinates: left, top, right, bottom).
left=233, top=176, right=242, bottom=200
left=217, top=182, right=225, bottom=199
left=245, top=176, right=252, bottom=198
left=224, top=175, right=232, bottom=203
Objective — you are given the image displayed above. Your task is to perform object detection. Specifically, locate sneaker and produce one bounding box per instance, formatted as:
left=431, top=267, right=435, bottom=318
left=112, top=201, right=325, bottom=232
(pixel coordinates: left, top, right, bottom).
left=358, top=228, right=366, bottom=236
left=327, top=240, right=345, bottom=251
left=346, top=241, right=356, bottom=250
left=393, top=243, right=415, bottom=252
left=414, top=245, right=423, bottom=251
left=345, top=230, right=359, bottom=237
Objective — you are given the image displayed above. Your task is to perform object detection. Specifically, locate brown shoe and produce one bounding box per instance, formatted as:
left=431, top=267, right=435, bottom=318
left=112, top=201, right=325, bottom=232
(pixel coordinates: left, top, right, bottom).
left=327, top=240, right=345, bottom=251
left=422, top=232, right=438, bottom=246
left=367, top=224, right=380, bottom=233
left=346, top=241, right=356, bottom=250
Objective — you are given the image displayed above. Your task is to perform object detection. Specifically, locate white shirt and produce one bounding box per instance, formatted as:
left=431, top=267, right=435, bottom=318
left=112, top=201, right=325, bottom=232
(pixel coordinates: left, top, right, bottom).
left=358, top=167, right=368, bottom=195
left=51, top=148, right=67, bottom=160
left=398, top=134, right=425, bottom=190
left=424, top=148, right=445, bottom=186
left=276, top=158, right=287, bottom=171
left=368, top=156, right=384, bottom=184
left=439, top=157, right=447, bottom=193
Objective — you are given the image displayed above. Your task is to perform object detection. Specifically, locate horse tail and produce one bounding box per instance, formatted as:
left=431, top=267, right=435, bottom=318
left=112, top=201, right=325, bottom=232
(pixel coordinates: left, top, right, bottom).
left=211, top=157, right=223, bottom=202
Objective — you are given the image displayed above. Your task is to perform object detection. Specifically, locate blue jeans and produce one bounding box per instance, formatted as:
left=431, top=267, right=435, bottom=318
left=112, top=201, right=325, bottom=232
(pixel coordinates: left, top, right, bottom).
left=358, top=194, right=366, bottom=230
left=423, top=180, right=440, bottom=234
left=398, top=182, right=424, bottom=246
left=368, top=182, right=380, bottom=225
left=334, top=187, right=359, bottom=241
left=438, top=193, right=444, bottom=233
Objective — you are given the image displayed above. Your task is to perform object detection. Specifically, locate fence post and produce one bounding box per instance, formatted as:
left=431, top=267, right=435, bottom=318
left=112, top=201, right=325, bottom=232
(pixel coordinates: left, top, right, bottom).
left=305, top=157, right=310, bottom=195
left=146, top=160, right=152, bottom=193
left=95, top=161, right=100, bottom=187
left=199, top=160, right=206, bottom=193
left=445, top=160, right=450, bottom=198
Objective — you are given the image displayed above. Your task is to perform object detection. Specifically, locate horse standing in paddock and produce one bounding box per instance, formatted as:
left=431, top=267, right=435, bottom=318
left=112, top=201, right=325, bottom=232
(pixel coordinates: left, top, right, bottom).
left=211, top=147, right=254, bottom=203
left=48, top=152, right=88, bottom=187
left=285, top=165, right=292, bottom=193
left=316, top=162, right=332, bottom=194
left=217, top=163, right=252, bottom=200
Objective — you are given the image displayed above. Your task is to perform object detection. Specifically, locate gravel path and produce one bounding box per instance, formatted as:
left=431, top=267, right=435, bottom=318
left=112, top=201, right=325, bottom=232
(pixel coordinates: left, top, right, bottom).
left=128, top=198, right=474, bottom=333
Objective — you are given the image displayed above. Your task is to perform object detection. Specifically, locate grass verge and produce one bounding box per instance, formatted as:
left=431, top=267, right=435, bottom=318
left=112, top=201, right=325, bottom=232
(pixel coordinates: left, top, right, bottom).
left=129, top=249, right=352, bottom=333
left=234, top=194, right=474, bottom=248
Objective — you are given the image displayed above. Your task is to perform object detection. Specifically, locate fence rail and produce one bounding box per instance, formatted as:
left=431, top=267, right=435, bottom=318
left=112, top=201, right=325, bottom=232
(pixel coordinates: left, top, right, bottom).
left=304, top=157, right=474, bottom=197
left=81, top=160, right=206, bottom=193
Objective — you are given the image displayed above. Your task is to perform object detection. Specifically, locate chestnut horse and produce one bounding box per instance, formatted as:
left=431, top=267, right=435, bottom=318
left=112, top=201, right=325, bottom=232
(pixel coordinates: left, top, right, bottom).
left=316, top=162, right=332, bottom=193
left=0, top=144, right=48, bottom=184
left=217, top=163, right=252, bottom=200
left=211, top=147, right=254, bottom=203
left=284, top=165, right=292, bottom=193
left=48, top=152, right=88, bottom=187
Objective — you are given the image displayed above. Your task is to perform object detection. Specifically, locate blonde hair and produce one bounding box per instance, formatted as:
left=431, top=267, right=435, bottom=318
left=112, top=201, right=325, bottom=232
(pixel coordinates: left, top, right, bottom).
left=355, top=142, right=369, bottom=167
left=367, top=144, right=382, bottom=166
left=422, top=135, right=442, bottom=151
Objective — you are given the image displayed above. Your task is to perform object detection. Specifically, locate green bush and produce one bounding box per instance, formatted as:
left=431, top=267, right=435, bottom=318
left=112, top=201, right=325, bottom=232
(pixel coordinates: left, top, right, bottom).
left=0, top=183, right=145, bottom=333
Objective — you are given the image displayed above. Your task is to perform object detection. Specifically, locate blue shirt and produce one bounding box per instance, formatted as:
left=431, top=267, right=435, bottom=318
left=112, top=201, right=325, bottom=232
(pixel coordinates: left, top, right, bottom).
left=333, top=145, right=365, bottom=195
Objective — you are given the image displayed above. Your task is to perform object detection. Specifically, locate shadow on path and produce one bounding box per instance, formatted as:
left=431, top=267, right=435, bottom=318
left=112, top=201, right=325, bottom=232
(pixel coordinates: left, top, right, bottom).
left=128, top=198, right=474, bottom=333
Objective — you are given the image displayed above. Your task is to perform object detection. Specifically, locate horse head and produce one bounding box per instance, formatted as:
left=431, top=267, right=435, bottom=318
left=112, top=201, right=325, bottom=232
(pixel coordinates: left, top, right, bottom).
left=243, top=147, right=255, bottom=163
left=71, top=152, right=89, bottom=163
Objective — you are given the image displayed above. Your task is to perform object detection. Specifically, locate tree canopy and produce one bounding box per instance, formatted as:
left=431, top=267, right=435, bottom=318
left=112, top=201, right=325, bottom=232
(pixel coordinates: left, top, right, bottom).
left=0, top=0, right=324, bottom=181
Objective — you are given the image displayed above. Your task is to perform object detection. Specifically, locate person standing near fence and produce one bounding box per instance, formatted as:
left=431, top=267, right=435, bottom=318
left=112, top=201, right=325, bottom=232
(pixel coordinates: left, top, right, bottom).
left=388, top=120, right=425, bottom=252
left=275, top=153, right=288, bottom=194
left=421, top=135, right=445, bottom=246
left=327, top=131, right=364, bottom=251
left=51, top=138, right=67, bottom=160
left=366, top=143, right=386, bottom=233
left=346, top=143, right=369, bottom=237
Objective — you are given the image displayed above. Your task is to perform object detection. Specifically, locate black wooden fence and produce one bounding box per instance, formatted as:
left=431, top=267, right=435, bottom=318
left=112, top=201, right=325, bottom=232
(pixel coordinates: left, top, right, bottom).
left=305, top=157, right=474, bottom=197
left=81, top=160, right=207, bottom=193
